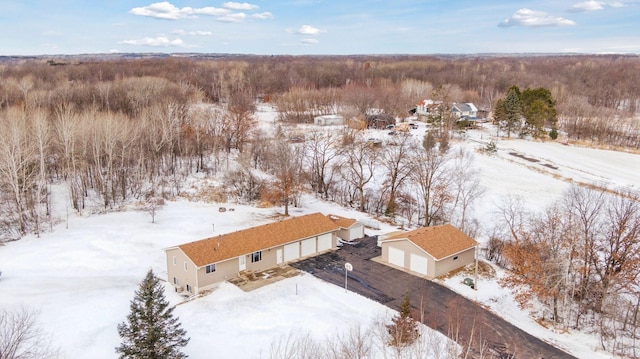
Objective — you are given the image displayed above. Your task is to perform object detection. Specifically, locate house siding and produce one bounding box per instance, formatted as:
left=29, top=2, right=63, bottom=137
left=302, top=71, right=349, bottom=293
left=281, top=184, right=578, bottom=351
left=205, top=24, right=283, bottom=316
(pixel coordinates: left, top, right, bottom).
left=166, top=248, right=199, bottom=294
left=171, top=232, right=338, bottom=294
left=433, top=247, right=476, bottom=277
left=382, top=239, right=476, bottom=278
left=337, top=224, right=364, bottom=241
left=195, top=258, right=239, bottom=293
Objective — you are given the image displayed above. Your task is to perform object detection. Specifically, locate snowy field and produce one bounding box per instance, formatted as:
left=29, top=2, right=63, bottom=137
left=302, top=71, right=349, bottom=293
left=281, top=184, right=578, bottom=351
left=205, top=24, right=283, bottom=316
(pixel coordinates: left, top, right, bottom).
left=1, top=111, right=639, bottom=358
left=0, top=195, right=426, bottom=359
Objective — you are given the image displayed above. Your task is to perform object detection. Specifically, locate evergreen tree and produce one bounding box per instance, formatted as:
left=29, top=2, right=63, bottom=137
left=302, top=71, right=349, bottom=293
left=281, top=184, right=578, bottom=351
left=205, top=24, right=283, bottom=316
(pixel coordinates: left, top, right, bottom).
left=520, top=87, right=557, bottom=137
left=116, top=269, right=190, bottom=359
left=502, top=86, right=522, bottom=138
left=387, top=293, right=419, bottom=347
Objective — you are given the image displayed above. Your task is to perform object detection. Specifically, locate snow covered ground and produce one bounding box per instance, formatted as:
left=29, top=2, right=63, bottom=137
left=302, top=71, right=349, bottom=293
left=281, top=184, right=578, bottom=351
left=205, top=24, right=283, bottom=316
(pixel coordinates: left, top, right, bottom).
left=0, top=113, right=639, bottom=358
left=0, top=196, right=424, bottom=358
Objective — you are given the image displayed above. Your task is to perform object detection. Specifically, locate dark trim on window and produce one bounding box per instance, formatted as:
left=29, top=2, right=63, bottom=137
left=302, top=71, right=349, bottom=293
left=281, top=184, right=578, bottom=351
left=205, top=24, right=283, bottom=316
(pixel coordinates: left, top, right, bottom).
left=206, top=264, right=216, bottom=273
left=251, top=251, right=262, bottom=263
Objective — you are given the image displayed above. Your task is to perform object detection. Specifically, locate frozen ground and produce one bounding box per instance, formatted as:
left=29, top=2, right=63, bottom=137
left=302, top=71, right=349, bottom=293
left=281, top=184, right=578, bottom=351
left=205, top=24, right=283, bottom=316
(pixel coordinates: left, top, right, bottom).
left=0, top=113, right=638, bottom=358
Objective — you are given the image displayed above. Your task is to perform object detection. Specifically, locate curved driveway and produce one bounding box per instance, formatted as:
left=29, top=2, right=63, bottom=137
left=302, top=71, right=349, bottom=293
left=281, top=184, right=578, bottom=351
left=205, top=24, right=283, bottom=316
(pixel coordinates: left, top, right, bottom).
left=291, top=236, right=575, bottom=359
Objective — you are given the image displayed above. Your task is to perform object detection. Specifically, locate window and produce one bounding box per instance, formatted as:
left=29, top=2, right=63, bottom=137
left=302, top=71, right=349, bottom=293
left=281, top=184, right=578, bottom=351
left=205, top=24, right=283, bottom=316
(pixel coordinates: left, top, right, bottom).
left=251, top=251, right=262, bottom=263
left=186, top=284, right=192, bottom=293
left=453, top=256, right=459, bottom=261
left=184, top=262, right=188, bottom=271
left=173, top=277, right=179, bottom=285
left=172, top=256, right=176, bottom=265
left=206, top=264, right=216, bottom=273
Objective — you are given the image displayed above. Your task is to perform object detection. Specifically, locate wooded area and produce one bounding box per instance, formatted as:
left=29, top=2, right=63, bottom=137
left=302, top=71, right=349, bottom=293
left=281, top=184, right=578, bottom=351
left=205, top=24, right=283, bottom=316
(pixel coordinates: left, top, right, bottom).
left=1, top=54, right=639, bottom=357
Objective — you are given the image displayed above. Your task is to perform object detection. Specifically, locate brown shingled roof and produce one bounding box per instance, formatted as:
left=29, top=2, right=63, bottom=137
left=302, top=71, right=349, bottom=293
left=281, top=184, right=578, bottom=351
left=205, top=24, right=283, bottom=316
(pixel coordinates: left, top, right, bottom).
left=385, top=224, right=477, bottom=260
left=327, top=214, right=358, bottom=228
left=179, top=212, right=340, bottom=267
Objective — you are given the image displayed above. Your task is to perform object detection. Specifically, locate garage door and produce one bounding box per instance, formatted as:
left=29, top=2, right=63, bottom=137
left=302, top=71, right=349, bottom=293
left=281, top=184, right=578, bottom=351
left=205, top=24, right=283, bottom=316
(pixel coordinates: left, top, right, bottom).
left=300, top=238, right=316, bottom=257
left=388, top=247, right=405, bottom=268
left=317, top=233, right=332, bottom=252
left=284, top=243, right=299, bottom=262
left=410, top=253, right=428, bottom=275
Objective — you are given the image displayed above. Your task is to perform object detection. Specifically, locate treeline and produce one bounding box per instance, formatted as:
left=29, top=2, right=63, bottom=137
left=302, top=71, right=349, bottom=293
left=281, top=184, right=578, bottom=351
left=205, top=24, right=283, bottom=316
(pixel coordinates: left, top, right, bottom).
left=1, top=55, right=639, bottom=240
left=489, top=186, right=640, bottom=357
left=2, top=54, right=638, bottom=145
left=2, top=54, right=640, bottom=113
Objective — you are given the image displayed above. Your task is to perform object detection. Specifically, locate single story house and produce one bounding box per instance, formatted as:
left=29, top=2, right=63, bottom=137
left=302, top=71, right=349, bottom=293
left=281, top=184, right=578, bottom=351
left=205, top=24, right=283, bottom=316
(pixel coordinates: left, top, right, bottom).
left=327, top=214, right=365, bottom=242
left=314, top=114, right=344, bottom=126
left=165, top=212, right=341, bottom=294
left=379, top=224, right=477, bottom=278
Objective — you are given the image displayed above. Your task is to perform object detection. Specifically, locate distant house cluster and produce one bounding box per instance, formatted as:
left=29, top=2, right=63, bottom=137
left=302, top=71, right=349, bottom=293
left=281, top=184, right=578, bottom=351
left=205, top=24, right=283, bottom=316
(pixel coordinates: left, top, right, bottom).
left=414, top=100, right=480, bottom=123
left=165, top=211, right=477, bottom=295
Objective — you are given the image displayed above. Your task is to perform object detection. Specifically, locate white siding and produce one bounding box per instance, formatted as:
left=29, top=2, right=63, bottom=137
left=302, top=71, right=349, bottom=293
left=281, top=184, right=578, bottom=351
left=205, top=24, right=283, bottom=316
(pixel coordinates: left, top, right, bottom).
left=284, top=242, right=300, bottom=262
left=388, top=247, right=405, bottom=267
left=317, top=233, right=332, bottom=252
left=301, top=238, right=316, bottom=257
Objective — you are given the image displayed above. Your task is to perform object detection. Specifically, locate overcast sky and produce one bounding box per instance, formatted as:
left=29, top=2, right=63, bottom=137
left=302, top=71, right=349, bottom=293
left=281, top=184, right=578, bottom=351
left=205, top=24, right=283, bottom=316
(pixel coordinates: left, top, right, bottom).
left=1, top=0, right=639, bottom=56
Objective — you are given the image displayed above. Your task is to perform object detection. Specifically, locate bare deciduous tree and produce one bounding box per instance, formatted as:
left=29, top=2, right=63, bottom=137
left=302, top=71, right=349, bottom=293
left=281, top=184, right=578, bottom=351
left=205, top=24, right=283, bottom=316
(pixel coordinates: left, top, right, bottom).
left=341, top=137, right=378, bottom=212
left=0, top=308, right=59, bottom=359
left=410, top=139, right=452, bottom=226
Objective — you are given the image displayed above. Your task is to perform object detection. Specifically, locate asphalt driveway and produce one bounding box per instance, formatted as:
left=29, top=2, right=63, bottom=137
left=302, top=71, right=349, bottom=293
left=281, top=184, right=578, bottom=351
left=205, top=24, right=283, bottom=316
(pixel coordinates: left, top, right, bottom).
left=291, top=235, right=576, bottom=359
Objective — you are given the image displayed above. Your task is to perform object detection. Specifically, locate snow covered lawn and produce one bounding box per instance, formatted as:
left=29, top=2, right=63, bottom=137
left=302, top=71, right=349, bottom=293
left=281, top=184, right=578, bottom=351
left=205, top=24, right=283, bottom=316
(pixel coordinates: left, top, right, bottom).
left=0, top=196, right=450, bottom=358
left=1, top=121, right=638, bottom=358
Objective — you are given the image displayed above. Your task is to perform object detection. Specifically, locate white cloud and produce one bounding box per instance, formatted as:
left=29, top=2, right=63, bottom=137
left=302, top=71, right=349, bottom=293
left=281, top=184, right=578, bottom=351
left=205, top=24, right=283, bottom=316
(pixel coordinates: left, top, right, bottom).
left=498, top=8, right=576, bottom=28
left=569, top=0, right=629, bottom=11
left=301, top=38, right=319, bottom=45
left=223, top=2, right=259, bottom=11
left=569, top=1, right=605, bottom=12
left=119, top=36, right=185, bottom=47
left=297, top=25, right=324, bottom=35
left=172, top=30, right=213, bottom=36
left=217, top=13, right=247, bottom=23
left=251, top=12, right=273, bottom=20
left=608, top=2, right=627, bottom=7
left=130, top=2, right=229, bottom=20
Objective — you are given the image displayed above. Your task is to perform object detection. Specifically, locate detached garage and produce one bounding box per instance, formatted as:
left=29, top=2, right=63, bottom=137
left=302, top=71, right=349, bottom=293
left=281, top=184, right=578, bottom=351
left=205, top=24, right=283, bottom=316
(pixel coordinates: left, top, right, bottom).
left=380, top=224, right=477, bottom=278
left=327, top=214, right=365, bottom=242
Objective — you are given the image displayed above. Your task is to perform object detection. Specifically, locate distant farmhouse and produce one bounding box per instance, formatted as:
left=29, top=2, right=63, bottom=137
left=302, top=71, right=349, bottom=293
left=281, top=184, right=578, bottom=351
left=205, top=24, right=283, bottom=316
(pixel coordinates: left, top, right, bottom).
left=451, top=103, right=478, bottom=120
left=413, top=100, right=479, bottom=123
left=414, top=99, right=442, bottom=120
left=165, top=213, right=361, bottom=294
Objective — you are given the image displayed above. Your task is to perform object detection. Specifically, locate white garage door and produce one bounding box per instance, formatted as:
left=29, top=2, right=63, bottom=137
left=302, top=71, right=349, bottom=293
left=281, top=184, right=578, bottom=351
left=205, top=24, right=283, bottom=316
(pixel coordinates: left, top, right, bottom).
left=300, top=238, right=316, bottom=257
left=388, top=247, right=405, bottom=268
left=284, top=243, right=300, bottom=262
left=410, top=253, right=428, bottom=275
left=317, top=233, right=332, bottom=252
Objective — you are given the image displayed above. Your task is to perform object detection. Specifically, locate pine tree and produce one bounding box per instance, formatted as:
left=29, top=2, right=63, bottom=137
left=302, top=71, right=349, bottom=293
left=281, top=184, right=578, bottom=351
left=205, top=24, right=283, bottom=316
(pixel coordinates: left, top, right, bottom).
left=116, top=269, right=190, bottom=359
left=502, top=86, right=522, bottom=138
left=387, top=292, right=419, bottom=347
